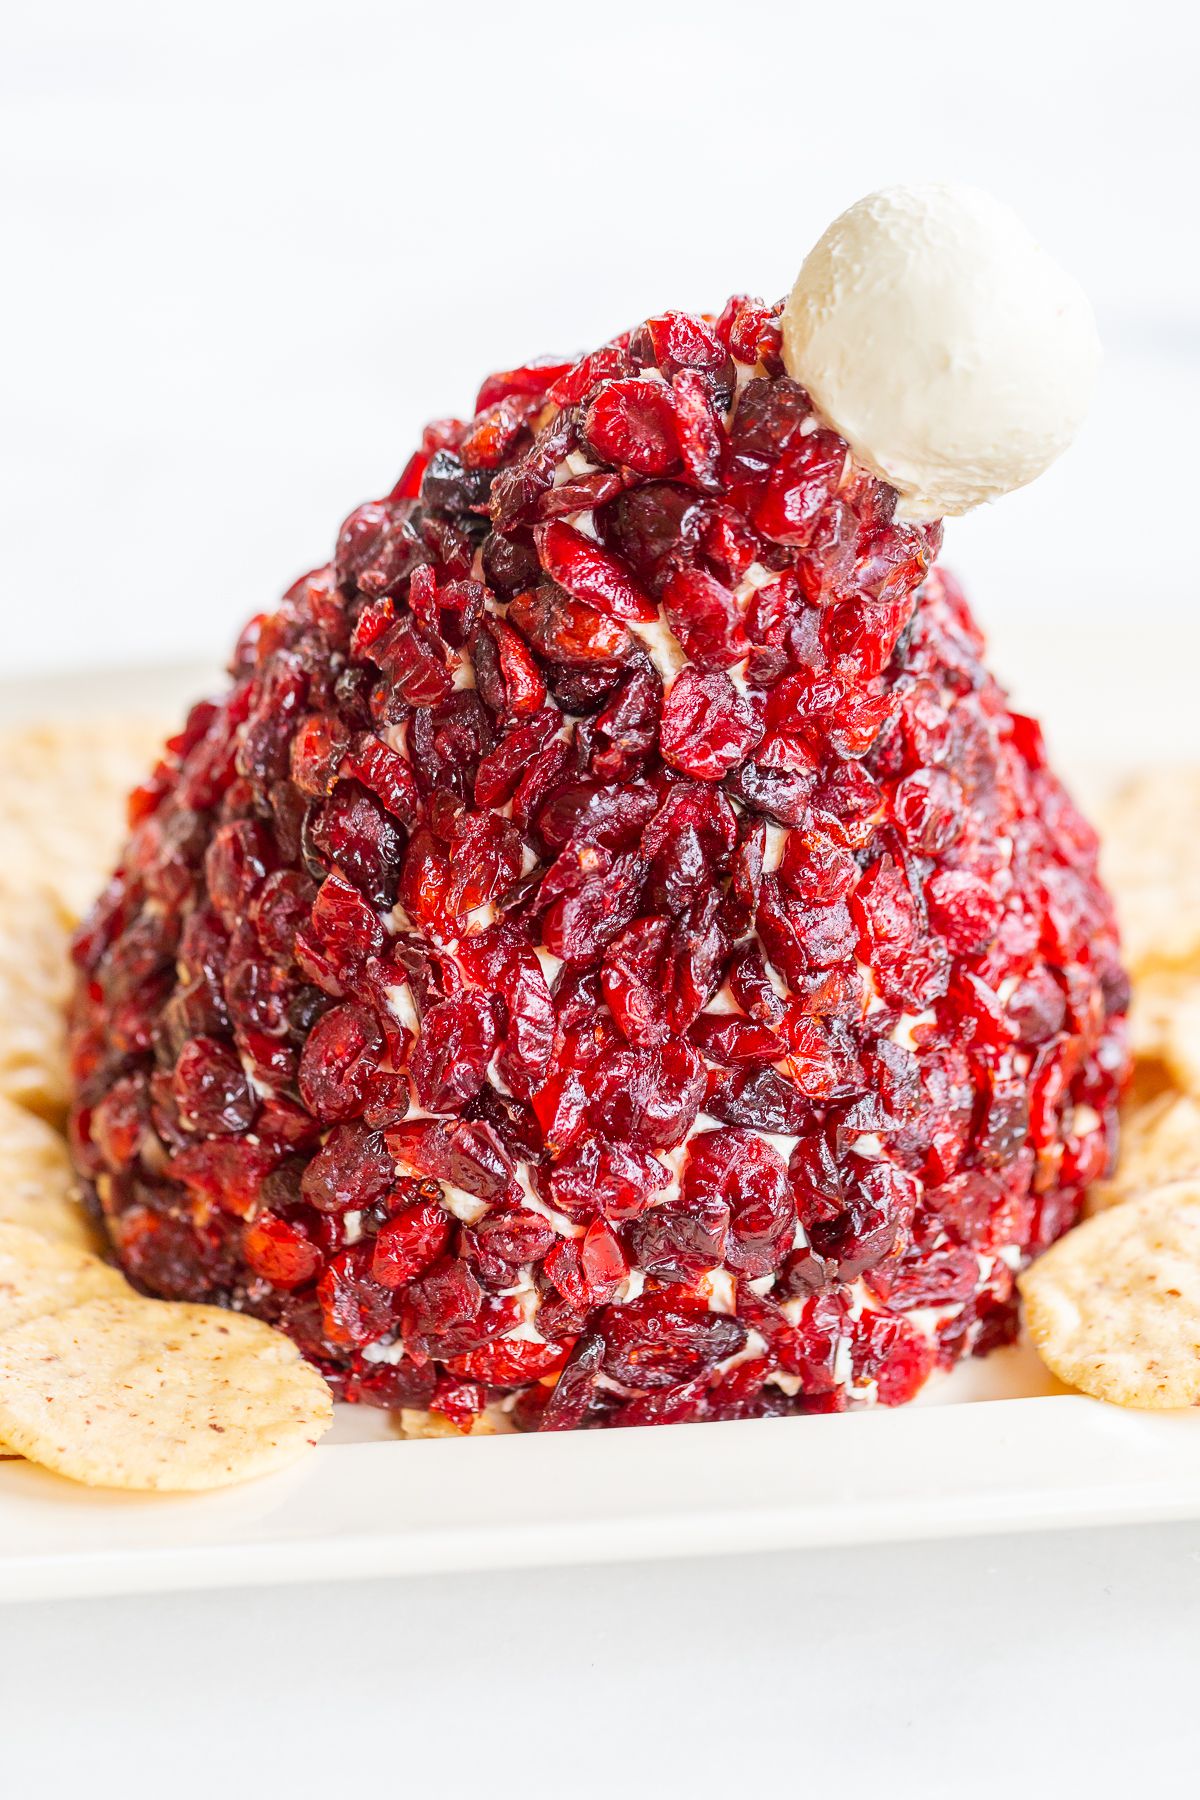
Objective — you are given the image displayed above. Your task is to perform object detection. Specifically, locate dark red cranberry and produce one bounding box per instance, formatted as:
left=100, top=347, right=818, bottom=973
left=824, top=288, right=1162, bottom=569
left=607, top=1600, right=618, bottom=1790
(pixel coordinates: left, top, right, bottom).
left=537, top=1333, right=606, bottom=1432
left=301, top=1123, right=396, bottom=1213
left=386, top=1117, right=516, bottom=1203
left=409, top=994, right=499, bottom=1113
left=372, top=1199, right=452, bottom=1288
left=171, top=1036, right=257, bottom=1137
left=587, top=1040, right=706, bottom=1149
left=599, top=1293, right=746, bottom=1389
left=583, top=380, right=681, bottom=475
left=298, top=1003, right=386, bottom=1122
left=421, top=450, right=492, bottom=517
left=547, top=1131, right=669, bottom=1222
left=309, top=781, right=403, bottom=908
left=243, top=1211, right=323, bottom=1289
left=460, top=1206, right=556, bottom=1289
left=600, top=483, right=699, bottom=593
left=318, top=1245, right=396, bottom=1348
left=660, top=669, right=762, bottom=779
left=683, top=1128, right=795, bottom=1276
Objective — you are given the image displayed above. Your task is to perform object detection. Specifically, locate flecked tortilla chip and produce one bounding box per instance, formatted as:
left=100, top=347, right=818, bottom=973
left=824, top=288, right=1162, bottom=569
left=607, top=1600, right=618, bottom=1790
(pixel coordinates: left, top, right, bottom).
left=0, top=718, right=166, bottom=924
left=0, top=1221, right=127, bottom=1332
left=0, top=1094, right=97, bottom=1249
left=0, top=883, right=73, bottom=1121
left=0, top=1294, right=333, bottom=1490
left=1020, top=1182, right=1200, bottom=1407
left=1100, top=770, right=1200, bottom=978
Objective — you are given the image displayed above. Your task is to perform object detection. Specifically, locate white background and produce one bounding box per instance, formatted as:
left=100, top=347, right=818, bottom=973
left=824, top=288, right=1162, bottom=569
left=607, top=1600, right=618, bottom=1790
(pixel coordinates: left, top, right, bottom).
left=3, top=1, right=1200, bottom=1792
left=5, top=1525, right=1200, bottom=1798
left=4, top=0, right=1200, bottom=690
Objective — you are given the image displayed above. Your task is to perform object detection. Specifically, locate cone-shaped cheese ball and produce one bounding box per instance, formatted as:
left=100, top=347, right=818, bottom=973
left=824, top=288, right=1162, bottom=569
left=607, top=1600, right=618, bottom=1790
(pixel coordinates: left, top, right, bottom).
left=67, top=293, right=1128, bottom=1429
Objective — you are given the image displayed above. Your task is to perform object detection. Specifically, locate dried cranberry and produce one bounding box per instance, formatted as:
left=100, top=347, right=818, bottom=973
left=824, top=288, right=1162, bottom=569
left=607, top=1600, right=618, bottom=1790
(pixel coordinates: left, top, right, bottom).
left=386, top=1117, right=516, bottom=1203
left=547, top=1131, right=669, bottom=1222
left=663, top=566, right=749, bottom=670
left=753, top=431, right=846, bottom=547
left=601, top=483, right=698, bottom=592
left=317, top=1246, right=397, bottom=1348
left=301, top=1122, right=396, bottom=1214
left=298, top=1002, right=386, bottom=1122
left=508, top=585, right=634, bottom=667
left=660, top=669, right=762, bottom=779
left=243, top=1212, right=322, bottom=1289
left=409, top=994, right=499, bottom=1113
left=850, top=1309, right=934, bottom=1405
left=630, top=1201, right=728, bottom=1282
left=926, top=869, right=1004, bottom=957
left=600, top=1293, right=746, bottom=1389
left=588, top=1040, right=706, bottom=1149
left=309, top=782, right=403, bottom=907
left=583, top=380, right=681, bottom=475
left=461, top=1206, right=556, bottom=1288
left=372, top=1199, right=452, bottom=1287
left=535, top=520, right=656, bottom=624
left=172, top=1036, right=257, bottom=1137
left=683, top=1128, right=795, bottom=1276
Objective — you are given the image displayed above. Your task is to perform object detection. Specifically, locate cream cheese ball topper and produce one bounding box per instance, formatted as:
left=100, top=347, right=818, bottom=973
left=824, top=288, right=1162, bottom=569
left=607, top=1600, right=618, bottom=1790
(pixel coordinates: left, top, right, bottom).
left=781, top=184, right=1101, bottom=519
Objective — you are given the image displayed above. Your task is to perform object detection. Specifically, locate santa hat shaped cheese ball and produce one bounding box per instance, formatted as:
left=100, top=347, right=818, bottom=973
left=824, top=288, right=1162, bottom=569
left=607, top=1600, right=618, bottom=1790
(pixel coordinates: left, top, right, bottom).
left=68, top=186, right=1126, bottom=1429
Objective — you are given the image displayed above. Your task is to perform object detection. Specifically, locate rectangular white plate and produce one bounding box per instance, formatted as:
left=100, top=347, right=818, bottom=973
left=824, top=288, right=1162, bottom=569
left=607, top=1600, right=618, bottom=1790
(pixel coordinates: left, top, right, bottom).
left=5, top=1352, right=1200, bottom=1603
left=2, top=653, right=1198, bottom=1605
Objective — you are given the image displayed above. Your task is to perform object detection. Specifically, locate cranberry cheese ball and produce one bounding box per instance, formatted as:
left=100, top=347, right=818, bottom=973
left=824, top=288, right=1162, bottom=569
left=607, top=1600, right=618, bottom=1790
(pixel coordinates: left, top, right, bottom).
left=67, top=297, right=1129, bottom=1430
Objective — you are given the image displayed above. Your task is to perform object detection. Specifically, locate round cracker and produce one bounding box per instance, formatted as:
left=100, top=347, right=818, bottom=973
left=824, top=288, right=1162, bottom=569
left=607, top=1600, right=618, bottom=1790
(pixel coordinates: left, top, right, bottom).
left=1162, top=984, right=1200, bottom=1099
left=0, top=1094, right=97, bottom=1249
left=1090, top=1091, right=1200, bottom=1211
left=1128, top=968, right=1200, bottom=1086
left=1099, top=769, right=1200, bottom=978
left=0, top=882, right=74, bottom=1122
left=0, top=717, right=166, bottom=924
left=1020, top=1182, right=1200, bottom=1407
left=0, top=1294, right=333, bottom=1490
left=0, top=1221, right=127, bottom=1331
left=1128, top=969, right=1185, bottom=1065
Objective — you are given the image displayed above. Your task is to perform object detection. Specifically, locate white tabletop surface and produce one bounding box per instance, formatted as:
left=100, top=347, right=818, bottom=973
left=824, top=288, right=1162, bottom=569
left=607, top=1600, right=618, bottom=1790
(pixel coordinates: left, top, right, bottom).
left=4, top=1, right=1200, bottom=1789
left=4, top=1524, right=1200, bottom=1794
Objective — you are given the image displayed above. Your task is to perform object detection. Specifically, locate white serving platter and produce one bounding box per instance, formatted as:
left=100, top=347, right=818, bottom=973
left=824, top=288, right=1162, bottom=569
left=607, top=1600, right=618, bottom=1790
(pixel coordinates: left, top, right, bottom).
left=1, top=646, right=1198, bottom=1605
left=6, top=1352, right=1200, bottom=1603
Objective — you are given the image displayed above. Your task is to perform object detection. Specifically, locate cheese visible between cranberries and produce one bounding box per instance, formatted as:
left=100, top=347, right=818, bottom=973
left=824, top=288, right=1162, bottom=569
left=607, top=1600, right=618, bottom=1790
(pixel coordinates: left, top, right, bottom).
left=67, top=297, right=1130, bottom=1431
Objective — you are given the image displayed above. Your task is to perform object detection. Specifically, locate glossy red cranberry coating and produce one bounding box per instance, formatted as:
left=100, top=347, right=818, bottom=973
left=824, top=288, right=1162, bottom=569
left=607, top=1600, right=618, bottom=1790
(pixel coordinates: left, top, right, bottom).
left=68, top=297, right=1129, bottom=1430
